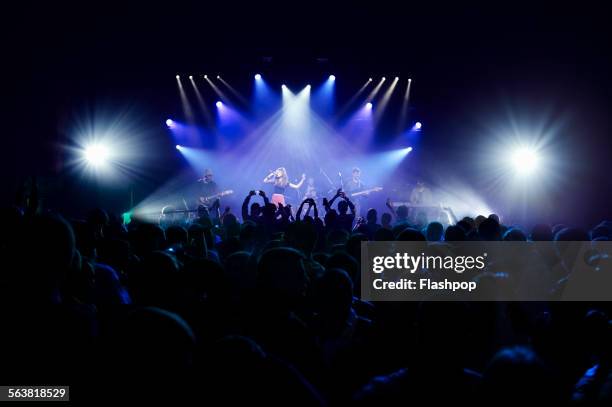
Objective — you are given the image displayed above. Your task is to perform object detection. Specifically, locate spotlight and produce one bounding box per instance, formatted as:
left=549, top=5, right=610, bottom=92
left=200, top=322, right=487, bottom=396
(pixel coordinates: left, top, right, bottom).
left=366, top=102, right=373, bottom=108
left=306, top=84, right=311, bottom=89
left=281, top=84, right=287, bottom=89
left=175, top=144, right=181, bottom=150
left=329, top=74, right=336, bottom=81
left=382, top=77, right=386, bottom=81
left=395, top=76, right=399, bottom=80
left=414, top=122, right=422, bottom=130
left=216, top=101, right=222, bottom=108
left=175, top=75, right=180, bottom=79
left=510, top=147, right=540, bottom=175
left=409, top=78, right=412, bottom=82
left=368, top=78, right=373, bottom=82
left=216, top=75, right=220, bottom=79
left=204, top=74, right=208, bottom=79
left=165, top=118, right=174, bottom=127
left=189, top=75, right=193, bottom=80
left=254, top=73, right=262, bottom=80
left=407, top=147, right=413, bottom=152
left=84, top=144, right=110, bottom=166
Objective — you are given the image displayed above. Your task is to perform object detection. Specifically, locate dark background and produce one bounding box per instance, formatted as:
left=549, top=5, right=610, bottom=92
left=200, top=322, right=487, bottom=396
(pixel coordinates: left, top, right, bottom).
left=3, top=2, right=611, bottom=226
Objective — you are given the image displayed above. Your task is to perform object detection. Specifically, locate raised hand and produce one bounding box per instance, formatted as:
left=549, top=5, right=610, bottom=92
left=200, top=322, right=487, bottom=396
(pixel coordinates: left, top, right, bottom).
left=249, top=190, right=256, bottom=196
left=259, top=190, right=266, bottom=197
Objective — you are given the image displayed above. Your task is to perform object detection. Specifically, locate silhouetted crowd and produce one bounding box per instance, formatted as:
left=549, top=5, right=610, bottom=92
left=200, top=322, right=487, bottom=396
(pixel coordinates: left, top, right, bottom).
left=1, top=187, right=611, bottom=404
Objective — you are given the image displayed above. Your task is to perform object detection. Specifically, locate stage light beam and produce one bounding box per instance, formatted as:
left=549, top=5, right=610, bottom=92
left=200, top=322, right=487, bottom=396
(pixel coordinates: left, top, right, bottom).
left=189, top=76, right=214, bottom=125
left=365, top=77, right=386, bottom=102
left=374, top=76, right=399, bottom=122
left=204, top=76, right=230, bottom=105
left=255, top=74, right=262, bottom=80
left=398, top=78, right=413, bottom=132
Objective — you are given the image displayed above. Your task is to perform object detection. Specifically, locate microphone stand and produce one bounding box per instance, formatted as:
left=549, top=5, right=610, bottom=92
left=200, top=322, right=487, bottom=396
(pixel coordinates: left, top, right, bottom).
left=320, top=168, right=335, bottom=187
left=320, top=168, right=336, bottom=194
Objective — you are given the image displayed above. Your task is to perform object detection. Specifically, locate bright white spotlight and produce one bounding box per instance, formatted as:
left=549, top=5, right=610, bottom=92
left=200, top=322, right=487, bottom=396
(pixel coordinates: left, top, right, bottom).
left=329, top=74, right=336, bottom=81
left=414, top=121, right=422, bottom=130
left=409, top=78, right=412, bottom=82
left=382, top=77, right=386, bottom=81
left=254, top=73, right=262, bottom=80
left=366, top=102, right=373, bottom=108
left=216, top=75, right=220, bottom=79
left=511, top=147, right=540, bottom=175
left=368, top=77, right=373, bottom=82
left=175, top=75, right=180, bottom=79
left=204, top=74, right=208, bottom=79
left=165, top=118, right=173, bottom=127
left=84, top=144, right=110, bottom=166
left=407, top=146, right=413, bottom=152
left=306, top=84, right=311, bottom=89
left=281, top=84, right=287, bottom=89
left=395, top=76, right=399, bottom=80
left=216, top=101, right=222, bottom=108
left=175, top=144, right=181, bottom=150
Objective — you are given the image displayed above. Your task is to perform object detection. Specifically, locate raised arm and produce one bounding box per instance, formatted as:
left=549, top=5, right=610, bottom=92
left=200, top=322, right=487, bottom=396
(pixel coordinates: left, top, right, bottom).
left=242, top=191, right=255, bottom=220
left=296, top=198, right=308, bottom=221
left=259, top=190, right=270, bottom=205
left=263, top=171, right=276, bottom=184
left=341, top=192, right=356, bottom=215
left=289, top=173, right=306, bottom=189
left=311, top=199, right=319, bottom=219
left=442, top=205, right=458, bottom=225
left=325, top=188, right=342, bottom=212
left=386, top=198, right=397, bottom=218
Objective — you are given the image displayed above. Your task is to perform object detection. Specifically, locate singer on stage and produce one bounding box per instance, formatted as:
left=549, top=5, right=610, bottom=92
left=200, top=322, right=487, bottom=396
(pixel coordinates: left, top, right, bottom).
left=263, top=167, right=306, bottom=207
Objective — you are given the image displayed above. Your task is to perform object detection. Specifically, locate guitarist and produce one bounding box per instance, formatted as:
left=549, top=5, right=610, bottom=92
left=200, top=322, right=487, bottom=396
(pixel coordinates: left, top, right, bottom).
left=198, top=168, right=220, bottom=208
left=347, top=167, right=366, bottom=217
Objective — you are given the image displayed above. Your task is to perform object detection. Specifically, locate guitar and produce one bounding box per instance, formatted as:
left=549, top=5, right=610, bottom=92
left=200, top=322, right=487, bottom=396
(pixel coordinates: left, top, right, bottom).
left=199, top=190, right=234, bottom=204
left=350, top=187, right=383, bottom=197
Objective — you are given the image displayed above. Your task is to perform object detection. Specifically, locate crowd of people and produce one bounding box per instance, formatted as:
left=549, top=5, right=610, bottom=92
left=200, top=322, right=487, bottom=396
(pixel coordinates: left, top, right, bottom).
left=1, top=183, right=611, bottom=404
